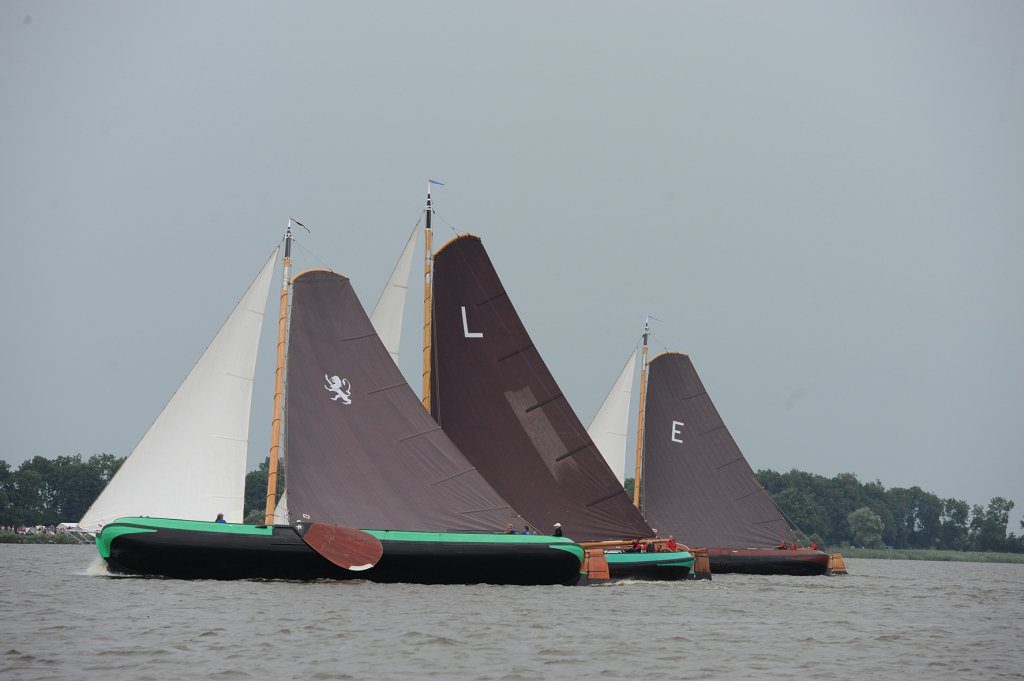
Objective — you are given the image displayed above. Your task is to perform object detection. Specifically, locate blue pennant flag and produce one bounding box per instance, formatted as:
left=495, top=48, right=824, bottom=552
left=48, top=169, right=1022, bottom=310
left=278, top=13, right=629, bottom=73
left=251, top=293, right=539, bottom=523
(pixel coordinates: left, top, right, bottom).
left=429, top=179, right=445, bottom=186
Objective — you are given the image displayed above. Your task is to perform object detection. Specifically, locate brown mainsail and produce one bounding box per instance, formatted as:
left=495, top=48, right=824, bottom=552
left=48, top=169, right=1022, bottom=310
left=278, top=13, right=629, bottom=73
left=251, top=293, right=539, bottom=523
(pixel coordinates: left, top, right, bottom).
left=429, top=235, right=653, bottom=542
left=641, top=352, right=798, bottom=548
left=285, top=269, right=517, bottom=532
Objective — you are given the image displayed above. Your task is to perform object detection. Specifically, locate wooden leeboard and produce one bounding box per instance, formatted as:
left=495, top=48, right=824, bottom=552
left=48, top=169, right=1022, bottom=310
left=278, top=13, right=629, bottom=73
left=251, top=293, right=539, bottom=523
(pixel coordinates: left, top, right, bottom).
left=301, top=523, right=384, bottom=571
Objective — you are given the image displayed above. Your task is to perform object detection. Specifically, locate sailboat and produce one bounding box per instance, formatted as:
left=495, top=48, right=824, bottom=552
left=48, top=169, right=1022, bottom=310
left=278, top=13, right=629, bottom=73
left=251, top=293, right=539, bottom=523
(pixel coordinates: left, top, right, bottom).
left=593, top=322, right=832, bottom=576
left=81, top=225, right=584, bottom=585
left=392, top=194, right=693, bottom=580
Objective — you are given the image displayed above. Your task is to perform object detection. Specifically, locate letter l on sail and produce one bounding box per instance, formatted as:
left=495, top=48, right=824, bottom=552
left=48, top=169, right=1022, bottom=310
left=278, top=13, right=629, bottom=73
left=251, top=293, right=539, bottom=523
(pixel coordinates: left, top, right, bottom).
left=461, top=306, right=483, bottom=338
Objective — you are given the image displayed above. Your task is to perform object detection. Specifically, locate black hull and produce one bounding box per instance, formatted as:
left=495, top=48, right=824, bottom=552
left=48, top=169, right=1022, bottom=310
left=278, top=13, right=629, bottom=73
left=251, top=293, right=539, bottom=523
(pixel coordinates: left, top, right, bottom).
left=708, top=549, right=830, bottom=576
left=104, top=524, right=582, bottom=585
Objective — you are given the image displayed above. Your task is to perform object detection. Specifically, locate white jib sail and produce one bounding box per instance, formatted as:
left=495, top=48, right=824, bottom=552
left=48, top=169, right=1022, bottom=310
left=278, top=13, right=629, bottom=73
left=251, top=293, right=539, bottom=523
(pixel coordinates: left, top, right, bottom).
left=587, top=347, right=638, bottom=484
left=79, top=248, right=280, bottom=531
left=369, top=224, right=417, bottom=365
left=272, top=489, right=289, bottom=524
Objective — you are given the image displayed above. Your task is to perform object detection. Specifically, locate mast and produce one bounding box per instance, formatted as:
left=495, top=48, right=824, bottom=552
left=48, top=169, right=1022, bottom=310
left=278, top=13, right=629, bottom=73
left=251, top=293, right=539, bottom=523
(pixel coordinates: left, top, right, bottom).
left=421, top=181, right=434, bottom=411
left=263, top=221, right=293, bottom=525
left=632, top=318, right=651, bottom=509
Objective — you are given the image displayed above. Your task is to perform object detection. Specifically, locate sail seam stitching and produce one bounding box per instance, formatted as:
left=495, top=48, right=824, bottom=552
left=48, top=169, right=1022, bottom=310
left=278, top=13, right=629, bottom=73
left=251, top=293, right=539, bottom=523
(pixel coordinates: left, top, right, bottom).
left=554, top=444, right=590, bottom=462
left=342, top=332, right=376, bottom=341
left=476, top=291, right=508, bottom=306
left=733, top=487, right=765, bottom=502
left=431, top=468, right=476, bottom=485
left=397, top=426, right=442, bottom=442
left=497, top=344, right=535, bottom=362
left=699, top=424, right=727, bottom=437
left=460, top=505, right=513, bottom=515
left=753, top=518, right=791, bottom=526
left=715, top=456, right=745, bottom=470
left=213, top=435, right=249, bottom=442
left=367, top=382, right=405, bottom=395
left=525, top=393, right=564, bottom=413
left=584, top=490, right=623, bottom=508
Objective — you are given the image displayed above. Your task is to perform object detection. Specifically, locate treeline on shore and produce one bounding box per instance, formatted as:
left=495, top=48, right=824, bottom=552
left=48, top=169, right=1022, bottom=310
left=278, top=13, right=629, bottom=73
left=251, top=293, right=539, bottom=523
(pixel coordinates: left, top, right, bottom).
left=3, top=454, right=1021, bottom=555
left=754, top=469, right=1022, bottom=553
left=0, top=454, right=123, bottom=527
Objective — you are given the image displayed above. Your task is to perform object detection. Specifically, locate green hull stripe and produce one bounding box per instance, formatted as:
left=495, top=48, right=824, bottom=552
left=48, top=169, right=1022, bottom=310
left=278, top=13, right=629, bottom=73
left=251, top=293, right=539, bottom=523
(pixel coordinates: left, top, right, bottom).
left=548, top=543, right=585, bottom=563
left=363, top=529, right=577, bottom=546
left=96, top=526, right=156, bottom=559
left=101, top=517, right=274, bottom=536
left=605, top=552, right=695, bottom=567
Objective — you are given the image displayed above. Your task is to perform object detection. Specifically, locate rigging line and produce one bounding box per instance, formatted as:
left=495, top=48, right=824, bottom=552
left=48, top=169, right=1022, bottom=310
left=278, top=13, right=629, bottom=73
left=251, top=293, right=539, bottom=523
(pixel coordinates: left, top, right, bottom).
left=291, top=238, right=336, bottom=273
left=769, top=488, right=813, bottom=544
left=431, top=209, right=467, bottom=238
left=649, top=331, right=674, bottom=358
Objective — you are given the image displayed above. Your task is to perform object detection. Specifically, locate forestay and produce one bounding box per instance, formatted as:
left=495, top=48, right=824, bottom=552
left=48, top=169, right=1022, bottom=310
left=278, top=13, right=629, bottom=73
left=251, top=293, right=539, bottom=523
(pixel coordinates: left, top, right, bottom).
left=587, top=347, right=638, bottom=484
left=641, top=352, right=798, bottom=548
left=284, top=270, right=517, bottom=532
left=429, top=235, right=653, bottom=542
left=79, top=249, right=279, bottom=531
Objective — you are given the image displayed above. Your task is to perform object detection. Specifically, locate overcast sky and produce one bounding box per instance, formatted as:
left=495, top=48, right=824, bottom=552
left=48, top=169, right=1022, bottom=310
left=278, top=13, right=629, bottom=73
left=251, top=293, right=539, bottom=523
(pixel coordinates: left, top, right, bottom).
left=2, top=1, right=1021, bottom=527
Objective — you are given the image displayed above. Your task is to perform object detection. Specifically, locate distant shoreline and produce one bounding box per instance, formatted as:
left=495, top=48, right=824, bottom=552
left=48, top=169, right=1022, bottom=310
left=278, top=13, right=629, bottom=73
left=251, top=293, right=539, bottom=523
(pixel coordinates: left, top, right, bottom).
left=839, top=547, right=1024, bottom=564
left=0, top=532, right=92, bottom=545
left=3, top=533, right=1023, bottom=565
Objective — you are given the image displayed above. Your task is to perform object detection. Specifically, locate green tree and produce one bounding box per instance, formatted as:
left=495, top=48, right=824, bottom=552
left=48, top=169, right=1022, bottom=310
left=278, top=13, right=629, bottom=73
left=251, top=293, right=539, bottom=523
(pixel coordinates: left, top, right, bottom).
left=244, top=458, right=285, bottom=521
left=8, top=468, right=46, bottom=525
left=885, top=487, right=916, bottom=548
left=773, top=488, right=828, bottom=539
left=971, top=497, right=1015, bottom=551
left=847, top=506, right=884, bottom=547
left=908, top=487, right=942, bottom=549
left=940, top=497, right=970, bottom=550
left=0, top=460, right=13, bottom=525
left=755, top=469, right=785, bottom=495
left=88, top=453, right=124, bottom=483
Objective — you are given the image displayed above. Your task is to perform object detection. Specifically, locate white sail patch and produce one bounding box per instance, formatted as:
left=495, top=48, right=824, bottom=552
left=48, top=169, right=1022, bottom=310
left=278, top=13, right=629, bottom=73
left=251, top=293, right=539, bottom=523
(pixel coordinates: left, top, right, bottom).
left=273, top=490, right=289, bottom=524
left=324, top=375, right=353, bottom=405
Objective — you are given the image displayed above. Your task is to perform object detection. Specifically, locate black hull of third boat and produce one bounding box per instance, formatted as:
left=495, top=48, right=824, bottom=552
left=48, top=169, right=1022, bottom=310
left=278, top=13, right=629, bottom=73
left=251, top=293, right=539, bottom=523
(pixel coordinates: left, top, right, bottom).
left=707, top=549, right=830, bottom=576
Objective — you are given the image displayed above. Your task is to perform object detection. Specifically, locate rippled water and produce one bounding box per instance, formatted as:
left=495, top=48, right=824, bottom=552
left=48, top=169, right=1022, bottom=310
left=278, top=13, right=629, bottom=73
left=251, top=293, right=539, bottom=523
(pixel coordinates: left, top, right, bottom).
left=2, top=546, right=1022, bottom=680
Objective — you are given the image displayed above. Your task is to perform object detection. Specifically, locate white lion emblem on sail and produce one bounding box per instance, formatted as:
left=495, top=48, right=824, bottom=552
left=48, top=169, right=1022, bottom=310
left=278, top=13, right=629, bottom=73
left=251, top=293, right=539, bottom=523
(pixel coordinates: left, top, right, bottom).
left=324, top=375, right=353, bottom=405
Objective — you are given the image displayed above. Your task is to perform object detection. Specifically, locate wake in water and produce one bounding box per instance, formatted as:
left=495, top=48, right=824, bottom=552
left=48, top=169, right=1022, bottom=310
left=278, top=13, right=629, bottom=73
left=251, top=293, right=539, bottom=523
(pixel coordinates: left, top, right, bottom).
left=80, top=557, right=110, bottom=577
